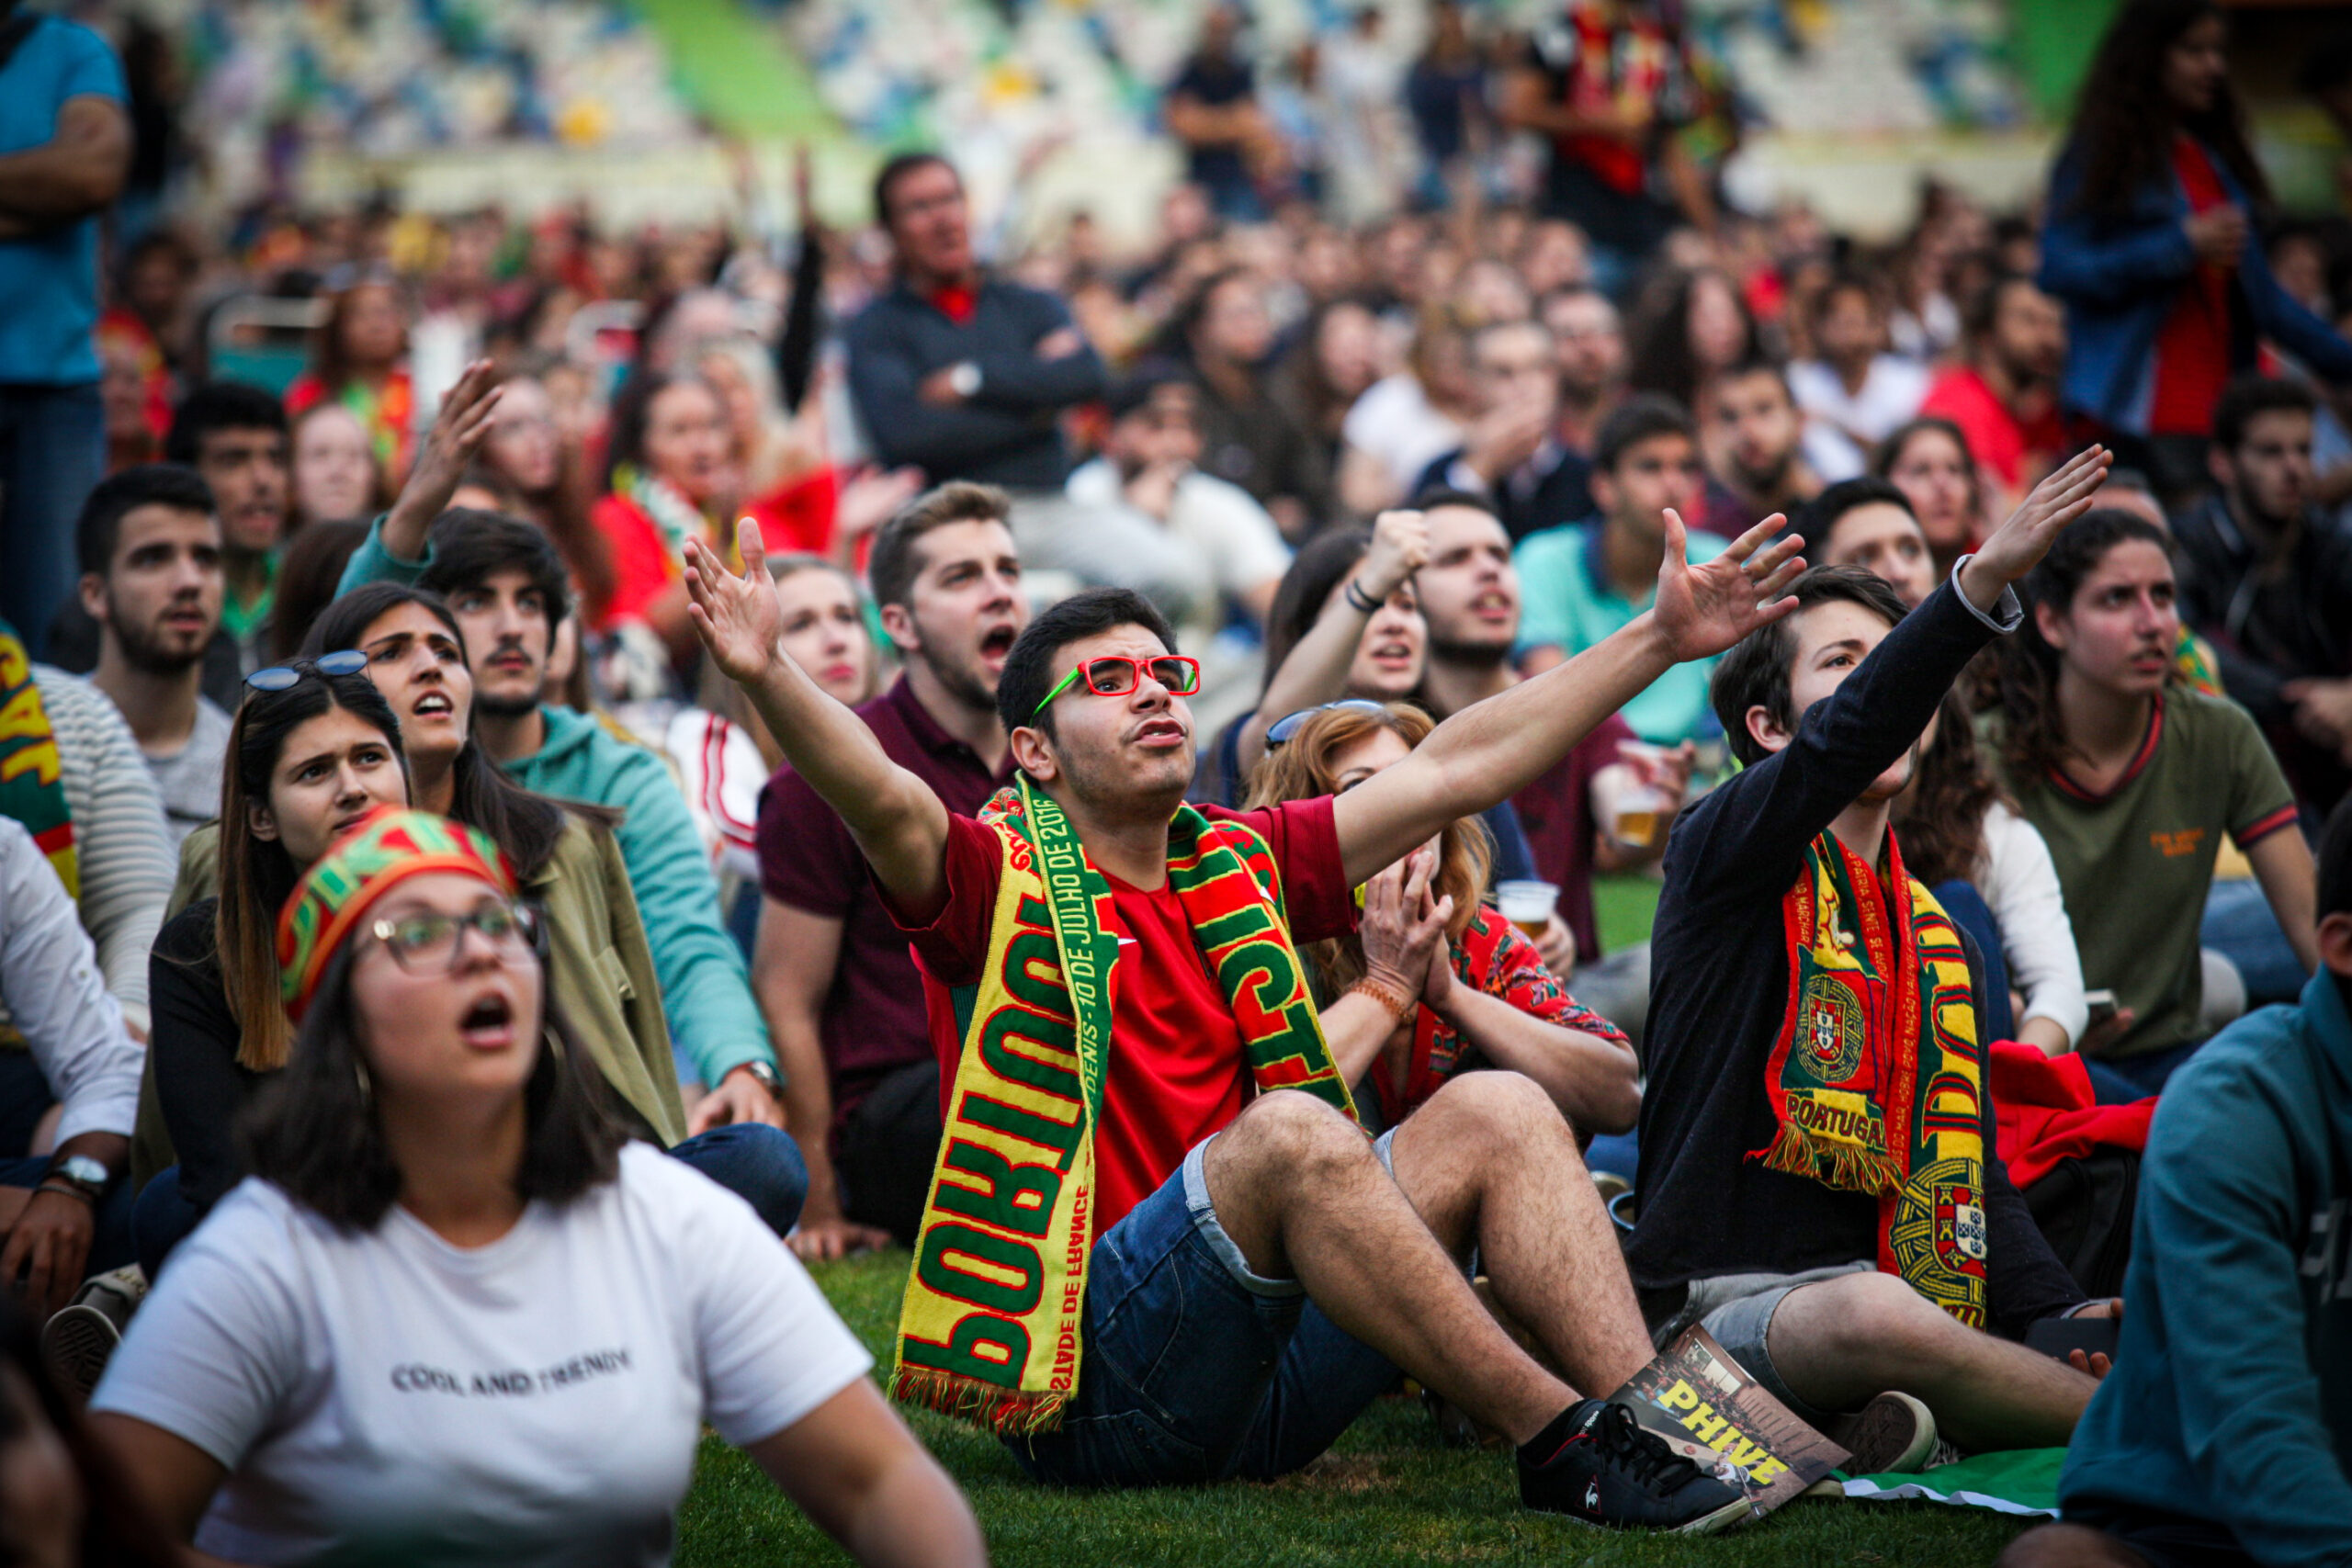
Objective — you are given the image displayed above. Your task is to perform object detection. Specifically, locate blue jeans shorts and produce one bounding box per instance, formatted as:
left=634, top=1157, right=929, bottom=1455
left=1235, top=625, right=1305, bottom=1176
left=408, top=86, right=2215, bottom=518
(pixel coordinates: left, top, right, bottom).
left=1003, top=1128, right=1408, bottom=1487
left=1645, top=1261, right=1875, bottom=1430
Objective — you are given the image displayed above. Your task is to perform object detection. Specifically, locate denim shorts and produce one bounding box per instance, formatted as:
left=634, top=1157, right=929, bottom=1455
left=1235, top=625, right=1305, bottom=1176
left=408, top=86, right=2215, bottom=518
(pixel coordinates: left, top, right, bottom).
left=1645, top=1261, right=1875, bottom=1430
left=1002, top=1129, right=1407, bottom=1487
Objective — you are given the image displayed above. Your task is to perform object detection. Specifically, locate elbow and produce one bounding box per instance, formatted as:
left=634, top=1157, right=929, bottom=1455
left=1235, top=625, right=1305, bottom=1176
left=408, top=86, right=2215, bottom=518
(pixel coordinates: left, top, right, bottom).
left=1589, top=1071, right=1642, bottom=1137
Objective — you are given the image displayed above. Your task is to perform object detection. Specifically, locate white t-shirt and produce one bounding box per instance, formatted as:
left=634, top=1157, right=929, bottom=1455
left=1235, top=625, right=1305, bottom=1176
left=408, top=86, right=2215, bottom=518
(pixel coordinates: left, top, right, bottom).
left=93, top=1144, right=871, bottom=1568
left=1341, top=372, right=1464, bottom=491
left=1973, top=800, right=2090, bottom=1045
left=1788, top=356, right=1929, bottom=480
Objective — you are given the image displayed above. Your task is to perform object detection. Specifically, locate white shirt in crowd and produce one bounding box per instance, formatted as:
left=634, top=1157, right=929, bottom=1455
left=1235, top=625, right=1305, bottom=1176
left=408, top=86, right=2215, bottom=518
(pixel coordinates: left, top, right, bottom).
left=0, top=815, right=141, bottom=1145
left=1972, top=800, right=2090, bottom=1046
left=663, top=705, right=767, bottom=886
left=1788, top=355, right=1930, bottom=480
left=1342, top=371, right=1464, bottom=492
left=1064, top=456, right=1293, bottom=650
left=93, top=1144, right=872, bottom=1568
left=143, top=694, right=233, bottom=849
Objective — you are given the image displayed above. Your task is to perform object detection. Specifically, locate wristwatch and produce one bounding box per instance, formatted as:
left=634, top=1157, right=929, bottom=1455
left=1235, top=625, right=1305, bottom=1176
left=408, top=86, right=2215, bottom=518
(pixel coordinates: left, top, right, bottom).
left=947, top=361, right=982, bottom=400
left=734, top=1059, right=784, bottom=1098
left=44, top=1154, right=109, bottom=1201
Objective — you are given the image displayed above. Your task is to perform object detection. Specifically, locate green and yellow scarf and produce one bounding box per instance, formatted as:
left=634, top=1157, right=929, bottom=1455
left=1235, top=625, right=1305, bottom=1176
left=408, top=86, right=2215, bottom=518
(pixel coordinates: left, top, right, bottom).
left=1753, top=829, right=1988, bottom=1327
left=0, top=622, right=75, bottom=900
left=891, top=776, right=1357, bottom=1433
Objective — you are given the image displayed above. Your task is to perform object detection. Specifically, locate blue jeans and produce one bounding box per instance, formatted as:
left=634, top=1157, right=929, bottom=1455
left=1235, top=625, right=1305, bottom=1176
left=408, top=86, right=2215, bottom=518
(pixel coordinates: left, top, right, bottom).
left=132, top=1168, right=203, bottom=1281
left=2202, top=875, right=2309, bottom=1007
left=1004, top=1133, right=1406, bottom=1487
left=0, top=382, right=104, bottom=655
left=668, top=1122, right=807, bottom=1237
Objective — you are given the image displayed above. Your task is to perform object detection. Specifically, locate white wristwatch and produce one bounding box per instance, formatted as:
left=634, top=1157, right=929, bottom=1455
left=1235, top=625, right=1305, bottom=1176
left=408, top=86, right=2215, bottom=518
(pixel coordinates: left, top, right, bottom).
left=947, top=361, right=982, bottom=399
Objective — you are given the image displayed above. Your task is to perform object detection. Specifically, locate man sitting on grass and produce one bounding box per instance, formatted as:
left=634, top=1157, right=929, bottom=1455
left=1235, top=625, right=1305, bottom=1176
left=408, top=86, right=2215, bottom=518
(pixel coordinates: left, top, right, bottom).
left=1630, top=446, right=2120, bottom=1470
left=2000, top=796, right=2352, bottom=1568
left=684, top=506, right=1805, bottom=1532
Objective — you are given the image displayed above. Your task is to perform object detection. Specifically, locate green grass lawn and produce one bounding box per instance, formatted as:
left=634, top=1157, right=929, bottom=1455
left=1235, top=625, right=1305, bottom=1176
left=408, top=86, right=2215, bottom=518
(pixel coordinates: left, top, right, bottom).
left=676, top=875, right=2034, bottom=1564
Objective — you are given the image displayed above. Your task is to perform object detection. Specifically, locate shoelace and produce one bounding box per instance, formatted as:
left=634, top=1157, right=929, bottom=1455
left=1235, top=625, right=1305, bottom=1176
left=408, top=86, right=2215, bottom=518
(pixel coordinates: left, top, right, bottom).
left=1595, top=1402, right=1708, bottom=1495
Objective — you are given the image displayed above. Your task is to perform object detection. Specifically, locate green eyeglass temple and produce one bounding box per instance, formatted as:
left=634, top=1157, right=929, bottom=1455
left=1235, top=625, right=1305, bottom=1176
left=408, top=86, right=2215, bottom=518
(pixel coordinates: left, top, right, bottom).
left=1030, top=657, right=1201, bottom=718
left=1032, top=666, right=1088, bottom=718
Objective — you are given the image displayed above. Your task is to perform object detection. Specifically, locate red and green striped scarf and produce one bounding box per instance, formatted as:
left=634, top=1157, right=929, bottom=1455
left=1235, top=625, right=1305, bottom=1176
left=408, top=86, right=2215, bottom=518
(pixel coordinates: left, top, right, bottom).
left=892, top=776, right=1357, bottom=1432
left=0, top=622, right=76, bottom=900
left=1754, top=829, right=1989, bottom=1327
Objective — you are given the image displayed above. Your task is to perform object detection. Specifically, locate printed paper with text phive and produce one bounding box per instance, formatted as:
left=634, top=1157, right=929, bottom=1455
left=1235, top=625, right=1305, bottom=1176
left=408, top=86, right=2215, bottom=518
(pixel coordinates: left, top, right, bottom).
left=1609, top=1326, right=1851, bottom=1517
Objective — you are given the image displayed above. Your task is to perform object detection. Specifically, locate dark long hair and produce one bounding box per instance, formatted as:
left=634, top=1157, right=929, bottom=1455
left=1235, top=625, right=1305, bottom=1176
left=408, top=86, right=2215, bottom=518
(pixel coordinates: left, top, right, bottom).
left=1992, top=509, right=2177, bottom=783
left=2064, top=0, right=2267, bottom=218
left=216, top=669, right=409, bottom=1072
left=1890, top=690, right=2007, bottom=886
left=1626, top=267, right=1756, bottom=413
left=269, top=517, right=371, bottom=660
left=242, top=942, right=627, bottom=1232
left=302, top=583, right=599, bottom=881
left=308, top=275, right=407, bottom=395
left=0, top=1301, right=179, bottom=1566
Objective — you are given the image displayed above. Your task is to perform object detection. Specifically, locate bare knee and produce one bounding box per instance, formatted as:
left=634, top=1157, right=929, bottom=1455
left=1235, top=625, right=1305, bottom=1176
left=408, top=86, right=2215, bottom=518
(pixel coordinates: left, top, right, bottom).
left=1802, top=1270, right=1961, bottom=1371
left=1219, top=1089, right=1376, bottom=1185
left=1417, top=1070, right=1572, bottom=1151
left=1996, top=1524, right=2148, bottom=1568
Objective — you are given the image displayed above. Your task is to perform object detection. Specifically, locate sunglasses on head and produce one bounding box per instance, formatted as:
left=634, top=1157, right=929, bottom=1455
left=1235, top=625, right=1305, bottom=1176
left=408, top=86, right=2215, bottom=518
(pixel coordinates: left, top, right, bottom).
left=246, top=649, right=369, bottom=691
left=1033, top=655, right=1203, bottom=718
left=1265, top=698, right=1391, bottom=749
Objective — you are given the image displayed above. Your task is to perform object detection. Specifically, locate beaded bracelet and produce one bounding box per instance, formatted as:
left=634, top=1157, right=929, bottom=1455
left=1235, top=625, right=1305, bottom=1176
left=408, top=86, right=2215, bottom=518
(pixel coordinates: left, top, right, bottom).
left=1347, top=975, right=1419, bottom=1021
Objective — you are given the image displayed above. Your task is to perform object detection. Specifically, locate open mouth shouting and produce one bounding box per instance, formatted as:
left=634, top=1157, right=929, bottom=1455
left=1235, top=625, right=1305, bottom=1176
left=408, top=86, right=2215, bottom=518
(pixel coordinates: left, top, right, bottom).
left=458, top=987, right=520, bottom=1051
left=1365, top=637, right=1417, bottom=674
left=411, top=690, right=457, bottom=723
left=1468, top=589, right=1516, bottom=624
left=978, top=622, right=1020, bottom=671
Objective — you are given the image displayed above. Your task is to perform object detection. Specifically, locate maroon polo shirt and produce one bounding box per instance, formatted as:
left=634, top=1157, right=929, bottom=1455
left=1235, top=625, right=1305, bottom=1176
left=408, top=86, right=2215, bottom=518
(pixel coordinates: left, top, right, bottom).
left=1510, top=713, right=1634, bottom=962
left=756, top=676, right=1014, bottom=1141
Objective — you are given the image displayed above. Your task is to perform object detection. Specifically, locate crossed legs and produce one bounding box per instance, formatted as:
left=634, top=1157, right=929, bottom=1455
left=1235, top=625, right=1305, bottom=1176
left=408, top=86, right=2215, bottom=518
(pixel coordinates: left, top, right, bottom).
left=1762, top=1269, right=2099, bottom=1451
left=1203, top=1073, right=1653, bottom=1446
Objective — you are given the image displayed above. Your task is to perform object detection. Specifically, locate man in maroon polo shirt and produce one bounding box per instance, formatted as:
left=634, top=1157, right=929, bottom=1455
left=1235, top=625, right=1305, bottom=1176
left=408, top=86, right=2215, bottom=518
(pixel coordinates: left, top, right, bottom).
left=752, top=481, right=1026, bottom=1258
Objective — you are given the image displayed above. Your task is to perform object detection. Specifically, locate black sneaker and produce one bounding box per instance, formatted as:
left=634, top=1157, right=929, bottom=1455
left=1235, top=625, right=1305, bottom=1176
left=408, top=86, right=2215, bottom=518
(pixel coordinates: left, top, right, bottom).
left=1519, top=1398, right=1753, bottom=1533
left=1833, top=1391, right=1938, bottom=1475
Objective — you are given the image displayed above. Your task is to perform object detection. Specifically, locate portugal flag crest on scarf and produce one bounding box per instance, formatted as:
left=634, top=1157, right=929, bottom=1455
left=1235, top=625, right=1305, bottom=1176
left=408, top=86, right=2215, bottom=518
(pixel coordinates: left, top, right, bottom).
left=890, top=778, right=1357, bottom=1432
left=1754, top=829, right=1988, bottom=1327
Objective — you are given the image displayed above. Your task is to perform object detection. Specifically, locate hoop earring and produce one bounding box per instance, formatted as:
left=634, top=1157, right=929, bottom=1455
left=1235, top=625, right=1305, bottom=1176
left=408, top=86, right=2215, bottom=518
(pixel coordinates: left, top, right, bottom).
left=354, top=1057, right=373, bottom=1104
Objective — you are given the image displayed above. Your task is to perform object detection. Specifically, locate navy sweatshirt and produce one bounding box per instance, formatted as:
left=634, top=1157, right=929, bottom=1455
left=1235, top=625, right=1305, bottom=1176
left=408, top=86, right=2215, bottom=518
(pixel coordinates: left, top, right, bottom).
left=843, top=277, right=1107, bottom=491
left=1628, top=566, right=2086, bottom=1337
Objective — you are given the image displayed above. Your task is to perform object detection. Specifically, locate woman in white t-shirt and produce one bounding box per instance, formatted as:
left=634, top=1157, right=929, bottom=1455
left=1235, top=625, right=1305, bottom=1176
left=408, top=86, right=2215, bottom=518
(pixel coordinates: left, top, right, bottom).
left=89, top=807, right=983, bottom=1568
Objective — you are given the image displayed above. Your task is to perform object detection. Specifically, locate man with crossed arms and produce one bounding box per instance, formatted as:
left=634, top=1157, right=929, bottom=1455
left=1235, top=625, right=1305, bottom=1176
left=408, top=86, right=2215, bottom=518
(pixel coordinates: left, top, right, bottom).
left=685, top=507, right=1805, bottom=1530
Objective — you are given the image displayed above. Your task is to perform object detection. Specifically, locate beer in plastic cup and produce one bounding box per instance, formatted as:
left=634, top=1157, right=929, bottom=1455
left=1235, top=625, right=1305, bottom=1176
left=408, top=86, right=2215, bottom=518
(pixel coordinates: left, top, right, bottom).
left=1495, top=879, right=1559, bottom=939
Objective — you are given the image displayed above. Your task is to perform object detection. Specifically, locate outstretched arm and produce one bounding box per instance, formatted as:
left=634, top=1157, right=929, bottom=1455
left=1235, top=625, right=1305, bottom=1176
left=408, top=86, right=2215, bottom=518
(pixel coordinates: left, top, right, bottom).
left=684, top=523, right=953, bottom=919
left=1332, top=512, right=1805, bottom=886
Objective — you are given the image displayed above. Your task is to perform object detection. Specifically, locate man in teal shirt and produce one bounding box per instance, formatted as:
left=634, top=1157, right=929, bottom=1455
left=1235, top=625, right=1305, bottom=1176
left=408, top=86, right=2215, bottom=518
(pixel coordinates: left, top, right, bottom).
left=339, top=411, right=784, bottom=1132
left=1513, top=396, right=1729, bottom=745
left=2005, top=798, right=2352, bottom=1568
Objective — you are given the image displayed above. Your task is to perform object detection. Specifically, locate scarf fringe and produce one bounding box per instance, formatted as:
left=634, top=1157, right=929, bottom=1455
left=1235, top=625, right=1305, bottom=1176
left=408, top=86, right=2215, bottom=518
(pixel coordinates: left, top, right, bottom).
left=1754, top=1121, right=1905, bottom=1196
left=889, top=1364, right=1073, bottom=1435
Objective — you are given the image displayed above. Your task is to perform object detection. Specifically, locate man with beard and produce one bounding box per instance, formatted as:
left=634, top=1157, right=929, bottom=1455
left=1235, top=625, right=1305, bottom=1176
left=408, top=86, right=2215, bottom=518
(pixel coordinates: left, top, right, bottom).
left=1634, top=448, right=2120, bottom=1472
left=2173, top=376, right=2352, bottom=814
left=754, top=483, right=1030, bottom=1259
left=1417, top=491, right=1689, bottom=1040
left=1921, top=276, right=2069, bottom=501
left=342, top=493, right=788, bottom=1141
left=74, top=465, right=229, bottom=846
left=1541, top=285, right=1628, bottom=461
left=1702, top=357, right=1825, bottom=536
left=686, top=493, right=1810, bottom=1529
left=1415, top=320, right=1594, bottom=544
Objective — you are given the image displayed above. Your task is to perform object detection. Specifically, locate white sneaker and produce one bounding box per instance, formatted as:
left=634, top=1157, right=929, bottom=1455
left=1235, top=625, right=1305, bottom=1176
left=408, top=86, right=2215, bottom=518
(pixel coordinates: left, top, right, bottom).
left=41, top=1264, right=145, bottom=1401
left=1835, top=1391, right=1938, bottom=1474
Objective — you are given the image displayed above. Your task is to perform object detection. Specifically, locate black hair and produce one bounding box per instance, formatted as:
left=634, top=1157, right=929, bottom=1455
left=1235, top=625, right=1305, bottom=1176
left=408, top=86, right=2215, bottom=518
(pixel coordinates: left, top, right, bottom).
left=269, top=517, right=372, bottom=661
left=600, top=370, right=700, bottom=494
left=1992, top=509, right=2176, bottom=783
left=997, top=587, right=1177, bottom=741
left=1625, top=268, right=1756, bottom=412
left=1107, top=359, right=1192, bottom=422
left=302, top=583, right=585, bottom=880
left=866, top=481, right=1013, bottom=612
left=2064, top=0, right=2267, bottom=219
left=417, top=508, right=573, bottom=632
left=1799, top=476, right=1918, bottom=547
left=874, top=150, right=957, bottom=230
left=2321, top=794, right=2352, bottom=920
left=164, top=380, right=288, bottom=465
left=2212, top=375, right=2319, bottom=454
left=217, top=666, right=410, bottom=1071
left=0, top=1298, right=181, bottom=1565
left=1594, top=392, right=1697, bottom=474
left=1705, top=352, right=1792, bottom=400
left=1711, top=565, right=1912, bottom=767
left=242, top=942, right=627, bottom=1231
left=1961, top=273, right=2043, bottom=344
left=1260, top=526, right=1374, bottom=702
left=1408, top=487, right=1504, bottom=523
left=1806, top=272, right=1882, bottom=326
left=74, top=462, right=217, bottom=575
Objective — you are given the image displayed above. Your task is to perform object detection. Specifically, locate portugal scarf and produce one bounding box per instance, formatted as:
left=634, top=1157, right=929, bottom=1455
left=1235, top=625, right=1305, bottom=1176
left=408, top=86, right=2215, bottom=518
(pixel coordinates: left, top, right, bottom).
left=1752, top=829, right=1988, bottom=1327
left=0, top=623, right=76, bottom=901
left=891, top=777, right=1358, bottom=1433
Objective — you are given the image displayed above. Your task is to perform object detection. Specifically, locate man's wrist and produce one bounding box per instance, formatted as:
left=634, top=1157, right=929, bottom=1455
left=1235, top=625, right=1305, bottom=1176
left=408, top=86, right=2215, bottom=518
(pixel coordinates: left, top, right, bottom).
left=725, top=1059, right=784, bottom=1098
left=33, top=1180, right=94, bottom=1208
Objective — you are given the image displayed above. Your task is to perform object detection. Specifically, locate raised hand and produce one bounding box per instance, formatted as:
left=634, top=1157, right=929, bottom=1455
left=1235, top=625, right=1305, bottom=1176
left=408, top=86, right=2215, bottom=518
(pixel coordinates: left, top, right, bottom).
left=1961, top=444, right=2111, bottom=608
left=1359, top=508, right=1432, bottom=603
left=1649, top=509, right=1806, bottom=664
left=684, top=518, right=786, bottom=687
left=383, top=358, right=504, bottom=557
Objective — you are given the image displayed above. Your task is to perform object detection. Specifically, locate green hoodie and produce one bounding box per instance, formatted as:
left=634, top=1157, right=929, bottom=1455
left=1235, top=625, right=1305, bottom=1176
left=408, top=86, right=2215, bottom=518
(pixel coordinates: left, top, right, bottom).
left=2060, top=969, right=2352, bottom=1565
left=508, top=704, right=771, bottom=1086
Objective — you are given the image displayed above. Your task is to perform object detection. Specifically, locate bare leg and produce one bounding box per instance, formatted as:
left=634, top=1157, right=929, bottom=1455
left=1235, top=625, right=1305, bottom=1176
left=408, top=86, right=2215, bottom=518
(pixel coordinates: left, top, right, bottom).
left=1385, top=1072, right=1657, bottom=1397
left=1765, top=1271, right=2100, bottom=1451
left=1203, top=1089, right=1574, bottom=1445
left=1997, top=1524, right=2153, bottom=1568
